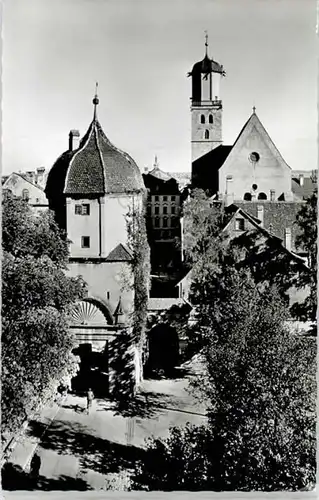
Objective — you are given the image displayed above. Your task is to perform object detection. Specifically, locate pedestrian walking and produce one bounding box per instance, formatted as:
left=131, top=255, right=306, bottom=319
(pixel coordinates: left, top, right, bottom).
left=86, top=388, right=94, bottom=414
left=29, top=452, right=41, bottom=482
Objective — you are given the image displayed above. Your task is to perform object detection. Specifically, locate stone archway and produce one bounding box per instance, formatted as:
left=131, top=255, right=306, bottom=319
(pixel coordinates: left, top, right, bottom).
left=146, top=324, right=180, bottom=377
left=69, top=298, right=113, bottom=396
left=70, top=297, right=114, bottom=327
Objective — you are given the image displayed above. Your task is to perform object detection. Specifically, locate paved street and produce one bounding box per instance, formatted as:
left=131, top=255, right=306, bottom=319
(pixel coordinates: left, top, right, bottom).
left=5, top=362, right=208, bottom=491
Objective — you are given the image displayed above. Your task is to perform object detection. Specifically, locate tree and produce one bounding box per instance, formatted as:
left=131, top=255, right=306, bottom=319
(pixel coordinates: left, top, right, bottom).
left=182, top=188, right=227, bottom=264
left=1, top=198, right=87, bottom=437
left=132, top=249, right=316, bottom=491
left=291, top=191, right=317, bottom=326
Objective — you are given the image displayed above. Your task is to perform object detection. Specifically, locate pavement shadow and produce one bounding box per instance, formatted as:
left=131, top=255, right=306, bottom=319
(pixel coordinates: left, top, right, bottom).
left=61, top=403, right=86, bottom=414
left=1, top=462, right=92, bottom=491
left=111, top=390, right=176, bottom=419
left=27, top=419, right=146, bottom=476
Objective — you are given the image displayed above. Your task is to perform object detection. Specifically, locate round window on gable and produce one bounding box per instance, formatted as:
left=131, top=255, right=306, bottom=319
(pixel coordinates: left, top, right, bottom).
left=249, top=152, right=260, bottom=163
left=252, top=184, right=258, bottom=191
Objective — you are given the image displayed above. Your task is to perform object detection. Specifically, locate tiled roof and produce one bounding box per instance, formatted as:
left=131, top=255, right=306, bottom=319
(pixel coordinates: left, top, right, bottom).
left=3, top=172, right=45, bottom=192
left=64, top=119, right=145, bottom=195
left=147, top=166, right=172, bottom=181
left=105, top=243, right=132, bottom=262
left=291, top=177, right=316, bottom=200
left=233, top=201, right=303, bottom=252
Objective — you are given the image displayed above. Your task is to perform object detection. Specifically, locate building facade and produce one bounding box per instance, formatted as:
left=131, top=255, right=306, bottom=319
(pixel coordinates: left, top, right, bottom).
left=45, top=90, right=146, bottom=394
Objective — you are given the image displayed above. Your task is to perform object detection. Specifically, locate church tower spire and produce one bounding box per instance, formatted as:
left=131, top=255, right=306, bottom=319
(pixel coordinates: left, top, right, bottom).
left=188, top=34, right=225, bottom=162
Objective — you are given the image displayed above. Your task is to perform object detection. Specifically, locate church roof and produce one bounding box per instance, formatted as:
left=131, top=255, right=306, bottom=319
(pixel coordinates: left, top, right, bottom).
left=64, top=119, right=144, bottom=195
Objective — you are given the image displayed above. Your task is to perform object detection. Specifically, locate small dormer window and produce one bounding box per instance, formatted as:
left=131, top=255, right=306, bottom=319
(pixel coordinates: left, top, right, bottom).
left=244, top=193, right=252, bottom=201
left=209, top=114, right=213, bottom=124
left=200, top=114, right=205, bottom=124
left=205, top=130, right=209, bottom=139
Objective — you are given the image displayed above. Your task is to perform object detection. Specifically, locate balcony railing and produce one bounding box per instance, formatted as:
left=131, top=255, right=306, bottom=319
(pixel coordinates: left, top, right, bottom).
left=191, top=99, right=222, bottom=107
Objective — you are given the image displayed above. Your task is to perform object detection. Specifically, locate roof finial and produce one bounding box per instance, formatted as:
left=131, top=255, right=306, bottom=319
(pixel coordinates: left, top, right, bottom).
left=253, top=105, right=256, bottom=114
left=93, top=82, right=99, bottom=120
left=154, top=154, right=159, bottom=169
left=204, top=30, right=208, bottom=56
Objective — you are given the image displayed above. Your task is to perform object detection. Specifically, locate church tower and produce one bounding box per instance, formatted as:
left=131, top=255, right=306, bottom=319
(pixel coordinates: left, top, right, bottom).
left=189, top=34, right=225, bottom=162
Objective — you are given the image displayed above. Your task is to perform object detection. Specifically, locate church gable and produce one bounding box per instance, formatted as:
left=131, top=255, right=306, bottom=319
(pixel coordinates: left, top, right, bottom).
left=219, top=113, right=293, bottom=202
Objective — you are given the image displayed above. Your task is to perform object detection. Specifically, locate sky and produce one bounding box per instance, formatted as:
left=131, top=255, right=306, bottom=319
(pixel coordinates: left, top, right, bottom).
left=2, top=0, right=318, bottom=175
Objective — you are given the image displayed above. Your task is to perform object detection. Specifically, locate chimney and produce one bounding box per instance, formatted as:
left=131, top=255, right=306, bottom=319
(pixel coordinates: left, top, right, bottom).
left=299, top=174, right=304, bottom=186
left=36, top=167, right=45, bottom=187
left=144, top=166, right=149, bottom=174
left=69, top=129, right=80, bottom=151
left=285, top=227, right=292, bottom=251
left=26, top=171, right=35, bottom=183
left=257, top=205, right=264, bottom=227
left=225, top=175, right=233, bottom=206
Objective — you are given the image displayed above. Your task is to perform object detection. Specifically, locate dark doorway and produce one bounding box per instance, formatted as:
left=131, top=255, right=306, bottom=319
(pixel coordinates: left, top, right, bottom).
left=146, top=325, right=180, bottom=378
left=71, top=343, right=109, bottom=397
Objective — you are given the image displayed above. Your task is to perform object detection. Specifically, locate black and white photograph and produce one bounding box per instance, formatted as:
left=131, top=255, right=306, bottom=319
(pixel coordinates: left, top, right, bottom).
left=1, top=0, right=317, bottom=495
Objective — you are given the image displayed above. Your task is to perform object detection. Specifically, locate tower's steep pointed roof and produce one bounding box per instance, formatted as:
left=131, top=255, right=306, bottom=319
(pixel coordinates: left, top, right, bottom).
left=64, top=118, right=144, bottom=195
left=47, top=90, right=144, bottom=199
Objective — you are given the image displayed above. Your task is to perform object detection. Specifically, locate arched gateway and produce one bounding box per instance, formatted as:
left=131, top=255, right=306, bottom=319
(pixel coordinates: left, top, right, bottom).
left=69, top=298, right=117, bottom=396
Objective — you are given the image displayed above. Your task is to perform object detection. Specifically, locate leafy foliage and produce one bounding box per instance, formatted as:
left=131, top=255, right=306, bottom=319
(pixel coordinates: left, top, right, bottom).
left=126, top=196, right=151, bottom=353
left=133, top=265, right=316, bottom=491
left=182, top=188, right=227, bottom=264
left=1, top=198, right=87, bottom=436
left=132, top=195, right=316, bottom=491
left=291, top=191, right=317, bottom=324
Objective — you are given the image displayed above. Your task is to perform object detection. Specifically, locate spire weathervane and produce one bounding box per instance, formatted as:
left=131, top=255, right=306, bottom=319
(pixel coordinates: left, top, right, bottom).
left=93, top=82, right=99, bottom=119
left=154, top=154, right=159, bottom=169
left=204, top=30, right=208, bottom=56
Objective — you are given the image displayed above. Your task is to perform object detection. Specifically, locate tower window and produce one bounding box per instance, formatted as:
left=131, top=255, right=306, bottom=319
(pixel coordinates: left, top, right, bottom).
left=244, top=193, right=252, bottom=201
left=257, top=192, right=267, bottom=200
left=204, top=130, right=210, bottom=139
left=22, top=189, right=29, bottom=201
left=75, top=203, right=90, bottom=215
left=106, top=291, right=110, bottom=300
left=235, top=218, right=245, bottom=231
left=200, top=114, right=205, bottom=124
left=81, top=236, right=90, bottom=248
left=209, top=114, right=213, bottom=124
left=81, top=204, right=90, bottom=215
